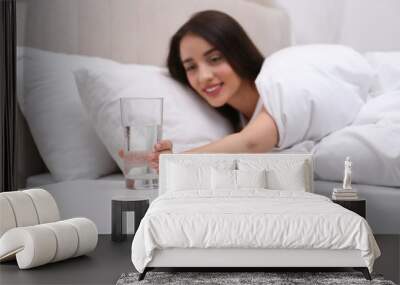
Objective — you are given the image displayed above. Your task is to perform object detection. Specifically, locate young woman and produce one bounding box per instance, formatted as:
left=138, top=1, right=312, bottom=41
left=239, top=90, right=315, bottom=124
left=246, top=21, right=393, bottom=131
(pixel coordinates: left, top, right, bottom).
left=147, top=10, right=279, bottom=170
left=119, top=10, right=278, bottom=170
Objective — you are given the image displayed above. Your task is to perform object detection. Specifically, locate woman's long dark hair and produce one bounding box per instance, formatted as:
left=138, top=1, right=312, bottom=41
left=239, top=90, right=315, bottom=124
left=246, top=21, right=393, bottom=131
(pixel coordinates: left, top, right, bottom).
left=167, top=10, right=264, bottom=132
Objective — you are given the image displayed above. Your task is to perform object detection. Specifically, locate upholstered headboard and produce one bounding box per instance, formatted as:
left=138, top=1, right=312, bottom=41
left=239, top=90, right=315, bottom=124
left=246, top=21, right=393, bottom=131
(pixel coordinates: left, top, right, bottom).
left=16, top=0, right=291, bottom=187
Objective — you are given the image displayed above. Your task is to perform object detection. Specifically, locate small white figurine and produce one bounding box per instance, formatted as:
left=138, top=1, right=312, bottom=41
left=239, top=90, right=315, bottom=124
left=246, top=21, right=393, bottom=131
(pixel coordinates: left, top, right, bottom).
left=342, top=157, right=352, bottom=190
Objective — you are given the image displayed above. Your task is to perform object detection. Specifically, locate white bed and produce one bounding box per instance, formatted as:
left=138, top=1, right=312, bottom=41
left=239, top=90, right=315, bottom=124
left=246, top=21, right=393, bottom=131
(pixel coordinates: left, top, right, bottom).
left=131, top=154, right=380, bottom=280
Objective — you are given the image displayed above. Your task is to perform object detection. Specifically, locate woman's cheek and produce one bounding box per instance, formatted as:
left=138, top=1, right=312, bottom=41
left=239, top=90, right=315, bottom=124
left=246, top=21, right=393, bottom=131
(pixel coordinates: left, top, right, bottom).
left=218, top=64, right=234, bottom=79
left=187, top=75, right=197, bottom=90
left=188, top=76, right=203, bottom=96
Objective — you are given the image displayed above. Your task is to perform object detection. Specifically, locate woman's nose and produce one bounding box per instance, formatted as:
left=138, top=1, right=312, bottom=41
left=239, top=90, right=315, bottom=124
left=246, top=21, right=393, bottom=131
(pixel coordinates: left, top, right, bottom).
left=197, top=64, right=213, bottom=83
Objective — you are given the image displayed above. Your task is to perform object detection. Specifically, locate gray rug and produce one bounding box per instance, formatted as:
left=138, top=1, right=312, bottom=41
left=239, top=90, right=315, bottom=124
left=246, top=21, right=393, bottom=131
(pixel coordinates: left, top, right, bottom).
left=116, top=271, right=396, bottom=285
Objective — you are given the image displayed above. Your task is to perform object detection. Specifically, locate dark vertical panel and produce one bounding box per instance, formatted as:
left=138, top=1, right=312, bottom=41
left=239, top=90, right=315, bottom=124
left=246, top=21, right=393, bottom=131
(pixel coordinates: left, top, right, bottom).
left=0, top=0, right=17, bottom=192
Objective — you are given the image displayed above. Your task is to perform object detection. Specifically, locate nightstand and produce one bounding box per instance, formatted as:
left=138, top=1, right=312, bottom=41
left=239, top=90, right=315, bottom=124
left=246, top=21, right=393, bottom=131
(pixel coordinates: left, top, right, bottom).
left=332, top=198, right=366, bottom=218
left=111, top=189, right=157, bottom=242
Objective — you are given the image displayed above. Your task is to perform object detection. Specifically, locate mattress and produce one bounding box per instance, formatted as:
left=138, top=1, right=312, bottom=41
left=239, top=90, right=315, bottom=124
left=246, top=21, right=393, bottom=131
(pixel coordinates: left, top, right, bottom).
left=314, top=180, right=400, bottom=234
left=25, top=173, right=157, bottom=234
left=26, top=172, right=124, bottom=188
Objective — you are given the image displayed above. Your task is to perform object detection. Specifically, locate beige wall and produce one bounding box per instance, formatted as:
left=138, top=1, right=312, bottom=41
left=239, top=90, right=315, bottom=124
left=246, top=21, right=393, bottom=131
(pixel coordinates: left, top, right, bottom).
left=17, top=0, right=290, bottom=65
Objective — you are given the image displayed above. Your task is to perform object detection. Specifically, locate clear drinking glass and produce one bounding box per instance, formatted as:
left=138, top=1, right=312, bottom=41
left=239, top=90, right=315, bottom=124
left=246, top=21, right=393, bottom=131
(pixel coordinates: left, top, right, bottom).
left=120, top=97, right=163, bottom=189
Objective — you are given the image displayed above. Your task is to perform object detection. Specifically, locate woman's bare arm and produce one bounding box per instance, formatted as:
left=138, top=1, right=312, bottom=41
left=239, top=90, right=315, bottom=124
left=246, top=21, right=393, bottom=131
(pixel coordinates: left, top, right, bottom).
left=184, top=107, right=278, bottom=153
left=148, top=108, right=278, bottom=170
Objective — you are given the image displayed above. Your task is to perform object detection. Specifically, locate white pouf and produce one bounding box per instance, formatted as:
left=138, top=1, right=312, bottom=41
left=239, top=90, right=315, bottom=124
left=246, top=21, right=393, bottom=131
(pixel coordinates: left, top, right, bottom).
left=0, top=189, right=98, bottom=269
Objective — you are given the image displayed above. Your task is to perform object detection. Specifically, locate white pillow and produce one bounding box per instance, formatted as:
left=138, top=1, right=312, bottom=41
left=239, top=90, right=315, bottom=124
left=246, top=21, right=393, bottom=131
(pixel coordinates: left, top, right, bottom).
left=211, top=169, right=268, bottom=191
left=74, top=66, right=233, bottom=172
left=18, top=47, right=118, bottom=181
left=365, top=52, right=400, bottom=92
left=210, top=168, right=268, bottom=192
left=238, top=159, right=307, bottom=191
left=313, top=124, right=400, bottom=187
left=255, top=44, right=376, bottom=149
left=267, top=167, right=306, bottom=191
left=167, top=163, right=211, bottom=191
left=236, top=169, right=267, bottom=189
left=211, top=168, right=236, bottom=190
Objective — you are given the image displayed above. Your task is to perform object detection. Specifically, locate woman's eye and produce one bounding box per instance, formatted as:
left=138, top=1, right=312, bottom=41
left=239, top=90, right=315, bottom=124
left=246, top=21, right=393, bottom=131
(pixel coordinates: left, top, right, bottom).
left=209, top=55, right=222, bottom=63
left=184, top=64, right=196, bottom=72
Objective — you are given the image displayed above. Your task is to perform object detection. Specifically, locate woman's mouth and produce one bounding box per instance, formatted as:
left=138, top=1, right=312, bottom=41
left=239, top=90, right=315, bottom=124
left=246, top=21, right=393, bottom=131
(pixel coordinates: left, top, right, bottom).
left=203, top=83, right=223, bottom=97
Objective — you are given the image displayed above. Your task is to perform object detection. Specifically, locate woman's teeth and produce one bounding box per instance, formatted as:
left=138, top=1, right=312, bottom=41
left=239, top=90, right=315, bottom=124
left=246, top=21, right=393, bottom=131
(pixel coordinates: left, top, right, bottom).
left=204, top=83, right=223, bottom=94
left=206, top=85, right=219, bottom=92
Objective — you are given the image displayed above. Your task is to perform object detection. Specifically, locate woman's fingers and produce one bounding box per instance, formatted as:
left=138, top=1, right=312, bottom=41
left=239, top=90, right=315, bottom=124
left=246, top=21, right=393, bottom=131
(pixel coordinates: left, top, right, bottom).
left=149, top=161, right=158, bottom=170
left=150, top=150, right=172, bottom=162
left=121, top=140, right=171, bottom=161
left=147, top=152, right=158, bottom=162
left=120, top=140, right=171, bottom=172
left=147, top=149, right=172, bottom=172
left=154, top=140, right=173, bottom=152
left=118, top=149, right=124, bottom=159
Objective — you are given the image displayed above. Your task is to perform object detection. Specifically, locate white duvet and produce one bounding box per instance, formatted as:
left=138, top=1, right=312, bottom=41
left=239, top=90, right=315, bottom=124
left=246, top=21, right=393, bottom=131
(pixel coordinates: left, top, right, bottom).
left=313, top=90, right=400, bottom=187
left=131, top=190, right=380, bottom=273
left=255, top=45, right=375, bottom=150
left=252, top=45, right=400, bottom=188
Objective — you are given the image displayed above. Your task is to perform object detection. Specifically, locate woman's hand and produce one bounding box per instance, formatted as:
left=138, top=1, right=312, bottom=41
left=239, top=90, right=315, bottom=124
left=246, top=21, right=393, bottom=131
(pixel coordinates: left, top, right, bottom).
left=148, top=140, right=173, bottom=172
left=118, top=140, right=173, bottom=173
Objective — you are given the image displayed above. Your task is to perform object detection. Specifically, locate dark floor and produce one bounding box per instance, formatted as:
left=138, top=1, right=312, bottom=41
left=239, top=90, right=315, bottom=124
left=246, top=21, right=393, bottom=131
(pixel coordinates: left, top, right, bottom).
left=0, top=235, right=133, bottom=285
left=0, top=235, right=399, bottom=285
left=375, top=235, right=400, bottom=284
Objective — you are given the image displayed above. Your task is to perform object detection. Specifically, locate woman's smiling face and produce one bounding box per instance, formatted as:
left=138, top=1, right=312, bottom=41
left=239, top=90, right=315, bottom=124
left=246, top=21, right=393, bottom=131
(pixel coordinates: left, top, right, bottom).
left=179, top=33, right=243, bottom=107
